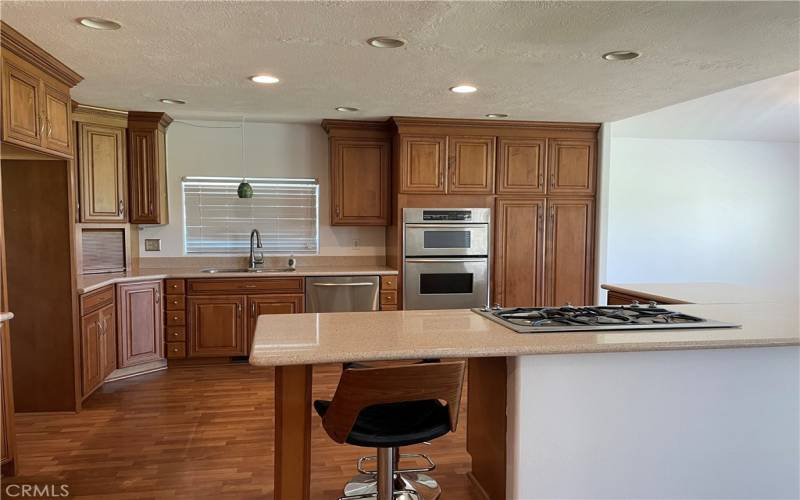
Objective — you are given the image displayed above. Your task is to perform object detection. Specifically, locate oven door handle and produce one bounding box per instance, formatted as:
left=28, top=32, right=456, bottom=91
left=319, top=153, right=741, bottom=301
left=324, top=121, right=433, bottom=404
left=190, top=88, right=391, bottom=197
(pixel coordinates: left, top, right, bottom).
left=404, top=223, right=487, bottom=229
left=404, top=258, right=487, bottom=263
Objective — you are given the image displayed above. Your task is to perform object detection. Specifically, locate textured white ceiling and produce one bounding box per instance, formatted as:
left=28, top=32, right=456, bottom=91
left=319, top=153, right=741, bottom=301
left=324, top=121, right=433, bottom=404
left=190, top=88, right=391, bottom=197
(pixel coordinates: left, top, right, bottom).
left=2, top=1, right=799, bottom=123
left=613, top=71, right=800, bottom=142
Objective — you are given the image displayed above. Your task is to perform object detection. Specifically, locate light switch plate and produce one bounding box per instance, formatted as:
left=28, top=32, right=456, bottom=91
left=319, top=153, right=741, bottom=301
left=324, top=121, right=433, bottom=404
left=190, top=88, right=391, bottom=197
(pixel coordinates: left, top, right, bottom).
left=144, top=239, right=161, bottom=251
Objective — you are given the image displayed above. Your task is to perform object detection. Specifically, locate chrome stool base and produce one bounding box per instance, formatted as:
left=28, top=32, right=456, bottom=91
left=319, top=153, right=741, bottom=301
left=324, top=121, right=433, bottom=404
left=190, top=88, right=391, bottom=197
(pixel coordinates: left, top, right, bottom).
left=342, top=453, right=441, bottom=500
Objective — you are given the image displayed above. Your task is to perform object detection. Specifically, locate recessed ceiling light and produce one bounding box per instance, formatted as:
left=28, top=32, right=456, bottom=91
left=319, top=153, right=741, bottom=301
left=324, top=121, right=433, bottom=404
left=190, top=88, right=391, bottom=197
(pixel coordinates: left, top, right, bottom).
left=335, top=106, right=359, bottom=112
left=602, top=51, right=640, bottom=61
left=250, top=75, right=280, bottom=84
left=485, top=113, right=508, bottom=118
left=367, top=37, right=406, bottom=48
left=450, top=85, right=478, bottom=94
left=77, top=17, right=122, bottom=30
left=159, top=98, right=186, bottom=105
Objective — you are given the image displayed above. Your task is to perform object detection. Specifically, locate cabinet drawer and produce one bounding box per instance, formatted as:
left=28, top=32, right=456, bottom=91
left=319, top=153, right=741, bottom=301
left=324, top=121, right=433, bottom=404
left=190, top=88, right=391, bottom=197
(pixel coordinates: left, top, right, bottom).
left=80, top=285, right=114, bottom=316
left=380, top=290, right=398, bottom=306
left=165, top=342, right=186, bottom=359
left=380, top=275, right=398, bottom=290
left=166, top=326, right=186, bottom=342
left=165, top=310, right=186, bottom=326
left=187, top=278, right=304, bottom=295
left=165, top=279, right=185, bottom=295
left=165, top=295, right=185, bottom=311
left=381, top=305, right=398, bottom=311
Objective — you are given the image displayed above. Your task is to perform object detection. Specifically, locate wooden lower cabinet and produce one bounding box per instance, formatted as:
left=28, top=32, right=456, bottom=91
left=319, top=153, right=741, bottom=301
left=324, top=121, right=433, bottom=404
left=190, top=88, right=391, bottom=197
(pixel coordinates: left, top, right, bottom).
left=246, top=294, right=304, bottom=346
left=80, top=303, right=116, bottom=397
left=188, top=295, right=246, bottom=357
left=117, top=281, right=164, bottom=368
left=1, top=321, right=16, bottom=476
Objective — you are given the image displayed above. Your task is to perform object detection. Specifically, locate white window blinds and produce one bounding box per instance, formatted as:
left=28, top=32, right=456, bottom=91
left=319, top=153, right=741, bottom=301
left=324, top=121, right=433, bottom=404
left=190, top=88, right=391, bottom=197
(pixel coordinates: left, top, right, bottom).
left=183, top=177, right=319, bottom=255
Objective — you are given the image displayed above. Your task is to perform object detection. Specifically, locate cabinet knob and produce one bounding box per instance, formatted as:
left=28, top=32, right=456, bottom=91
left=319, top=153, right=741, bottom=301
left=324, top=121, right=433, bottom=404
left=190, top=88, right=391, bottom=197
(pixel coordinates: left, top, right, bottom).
left=172, top=300, right=179, bottom=305
left=172, top=347, right=179, bottom=352
left=173, top=315, right=178, bottom=320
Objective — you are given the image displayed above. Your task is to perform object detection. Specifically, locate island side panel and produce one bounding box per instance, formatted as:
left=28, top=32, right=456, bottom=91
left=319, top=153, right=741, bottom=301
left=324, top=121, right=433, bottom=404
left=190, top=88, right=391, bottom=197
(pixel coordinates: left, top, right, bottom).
left=274, top=364, right=312, bottom=500
left=507, top=347, right=800, bottom=499
left=466, top=357, right=508, bottom=500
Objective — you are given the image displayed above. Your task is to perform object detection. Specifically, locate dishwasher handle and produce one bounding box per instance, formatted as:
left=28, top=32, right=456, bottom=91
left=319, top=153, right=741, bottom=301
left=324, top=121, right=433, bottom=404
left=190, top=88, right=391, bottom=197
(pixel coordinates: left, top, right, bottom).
left=311, top=282, right=376, bottom=287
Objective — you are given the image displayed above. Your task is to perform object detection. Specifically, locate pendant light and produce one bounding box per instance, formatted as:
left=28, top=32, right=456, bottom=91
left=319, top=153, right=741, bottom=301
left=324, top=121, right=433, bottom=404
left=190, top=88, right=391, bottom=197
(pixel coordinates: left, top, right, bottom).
left=237, top=116, right=253, bottom=198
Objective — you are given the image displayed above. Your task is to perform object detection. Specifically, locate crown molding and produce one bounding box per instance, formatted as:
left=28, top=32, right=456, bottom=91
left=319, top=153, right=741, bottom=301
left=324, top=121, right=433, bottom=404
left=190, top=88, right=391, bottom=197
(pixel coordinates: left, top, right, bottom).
left=0, top=21, right=83, bottom=88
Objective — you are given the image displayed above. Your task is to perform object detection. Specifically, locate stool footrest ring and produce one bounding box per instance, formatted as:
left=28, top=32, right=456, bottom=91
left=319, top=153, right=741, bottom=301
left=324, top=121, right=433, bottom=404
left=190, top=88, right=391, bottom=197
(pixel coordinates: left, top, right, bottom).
left=338, top=490, right=419, bottom=500
left=357, top=453, right=436, bottom=475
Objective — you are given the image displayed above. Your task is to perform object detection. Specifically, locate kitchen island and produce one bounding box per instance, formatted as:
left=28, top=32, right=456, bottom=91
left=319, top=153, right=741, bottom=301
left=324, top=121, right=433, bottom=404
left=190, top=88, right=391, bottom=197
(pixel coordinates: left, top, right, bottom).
left=250, top=301, right=799, bottom=500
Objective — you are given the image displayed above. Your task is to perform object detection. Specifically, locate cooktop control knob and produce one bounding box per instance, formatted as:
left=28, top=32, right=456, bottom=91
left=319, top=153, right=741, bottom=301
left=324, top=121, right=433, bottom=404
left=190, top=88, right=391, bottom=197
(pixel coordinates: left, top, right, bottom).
left=648, top=301, right=658, bottom=308
left=631, top=300, right=640, bottom=307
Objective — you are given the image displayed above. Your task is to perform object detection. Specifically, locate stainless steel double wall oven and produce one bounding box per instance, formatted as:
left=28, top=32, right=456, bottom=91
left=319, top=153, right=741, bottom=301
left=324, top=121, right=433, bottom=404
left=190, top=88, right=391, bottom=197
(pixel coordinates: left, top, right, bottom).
left=403, top=208, right=490, bottom=310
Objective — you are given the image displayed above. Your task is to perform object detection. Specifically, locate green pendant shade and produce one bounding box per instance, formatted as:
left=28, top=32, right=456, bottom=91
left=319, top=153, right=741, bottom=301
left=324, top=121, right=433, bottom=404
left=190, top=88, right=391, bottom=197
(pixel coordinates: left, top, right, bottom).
left=237, top=179, right=253, bottom=198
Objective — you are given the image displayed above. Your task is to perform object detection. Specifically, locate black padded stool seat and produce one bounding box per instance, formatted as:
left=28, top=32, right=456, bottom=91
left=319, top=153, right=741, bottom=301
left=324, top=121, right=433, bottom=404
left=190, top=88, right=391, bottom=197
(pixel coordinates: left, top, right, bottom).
left=314, top=399, right=451, bottom=447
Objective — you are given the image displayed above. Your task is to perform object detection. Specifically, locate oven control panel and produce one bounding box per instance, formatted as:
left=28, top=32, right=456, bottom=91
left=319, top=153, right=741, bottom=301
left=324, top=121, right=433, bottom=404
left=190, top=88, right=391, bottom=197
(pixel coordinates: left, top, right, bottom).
left=422, top=210, right=473, bottom=221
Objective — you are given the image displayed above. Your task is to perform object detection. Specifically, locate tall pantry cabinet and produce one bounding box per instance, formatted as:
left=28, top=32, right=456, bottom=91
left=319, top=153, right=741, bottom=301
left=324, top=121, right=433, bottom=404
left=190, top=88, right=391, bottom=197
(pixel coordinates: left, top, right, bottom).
left=494, top=137, right=596, bottom=307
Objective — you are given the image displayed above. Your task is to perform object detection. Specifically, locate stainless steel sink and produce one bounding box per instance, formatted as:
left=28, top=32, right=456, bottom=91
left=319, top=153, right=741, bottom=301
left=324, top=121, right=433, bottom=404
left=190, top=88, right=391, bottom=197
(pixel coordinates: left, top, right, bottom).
left=201, top=267, right=296, bottom=274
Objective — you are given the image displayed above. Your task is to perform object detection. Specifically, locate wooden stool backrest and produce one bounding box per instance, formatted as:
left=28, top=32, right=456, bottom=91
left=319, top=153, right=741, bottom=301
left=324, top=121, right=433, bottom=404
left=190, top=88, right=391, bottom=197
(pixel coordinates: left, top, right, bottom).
left=321, top=361, right=466, bottom=444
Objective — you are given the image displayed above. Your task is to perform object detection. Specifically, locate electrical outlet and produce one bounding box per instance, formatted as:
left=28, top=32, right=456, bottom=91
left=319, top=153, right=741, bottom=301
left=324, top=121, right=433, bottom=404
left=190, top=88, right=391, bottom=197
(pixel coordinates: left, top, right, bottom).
left=352, top=239, right=360, bottom=249
left=144, top=239, right=161, bottom=251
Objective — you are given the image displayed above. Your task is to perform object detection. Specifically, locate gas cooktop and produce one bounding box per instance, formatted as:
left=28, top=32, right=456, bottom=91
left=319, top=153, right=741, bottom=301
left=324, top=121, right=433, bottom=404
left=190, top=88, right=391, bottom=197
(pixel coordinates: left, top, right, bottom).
left=472, top=304, right=739, bottom=333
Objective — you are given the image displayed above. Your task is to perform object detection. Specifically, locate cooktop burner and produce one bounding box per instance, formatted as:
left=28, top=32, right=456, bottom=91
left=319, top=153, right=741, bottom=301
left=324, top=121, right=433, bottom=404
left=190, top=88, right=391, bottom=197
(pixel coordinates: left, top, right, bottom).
left=472, top=304, right=739, bottom=333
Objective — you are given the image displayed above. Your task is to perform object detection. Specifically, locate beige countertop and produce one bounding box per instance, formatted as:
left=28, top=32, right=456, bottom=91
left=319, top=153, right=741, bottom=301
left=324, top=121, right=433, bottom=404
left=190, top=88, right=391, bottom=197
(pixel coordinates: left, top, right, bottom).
left=77, top=266, right=398, bottom=294
left=601, top=282, right=781, bottom=305
left=249, top=302, right=800, bottom=367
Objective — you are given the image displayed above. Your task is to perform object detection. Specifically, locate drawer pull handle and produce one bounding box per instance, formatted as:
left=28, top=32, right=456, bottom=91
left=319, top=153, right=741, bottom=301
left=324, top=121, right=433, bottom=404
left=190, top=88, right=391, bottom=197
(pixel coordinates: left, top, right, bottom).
left=244, top=285, right=257, bottom=288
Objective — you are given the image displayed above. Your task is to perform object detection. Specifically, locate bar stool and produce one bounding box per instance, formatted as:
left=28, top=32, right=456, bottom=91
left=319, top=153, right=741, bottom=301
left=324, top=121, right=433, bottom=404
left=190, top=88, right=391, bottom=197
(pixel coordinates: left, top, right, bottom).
left=314, top=361, right=466, bottom=500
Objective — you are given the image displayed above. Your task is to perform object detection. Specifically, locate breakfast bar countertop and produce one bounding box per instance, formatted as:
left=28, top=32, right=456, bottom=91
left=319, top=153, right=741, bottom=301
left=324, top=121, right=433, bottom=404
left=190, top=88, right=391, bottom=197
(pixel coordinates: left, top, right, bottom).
left=601, top=282, right=782, bottom=304
left=249, top=302, right=800, bottom=366
left=77, top=266, right=398, bottom=294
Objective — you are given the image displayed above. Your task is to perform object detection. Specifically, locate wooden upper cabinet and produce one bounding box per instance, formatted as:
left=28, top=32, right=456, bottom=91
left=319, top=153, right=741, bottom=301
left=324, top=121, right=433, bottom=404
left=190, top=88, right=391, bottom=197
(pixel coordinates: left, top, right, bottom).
left=494, top=198, right=545, bottom=308
left=1, top=61, right=41, bottom=148
left=548, top=139, right=596, bottom=195
left=41, top=84, right=71, bottom=155
left=117, top=281, right=163, bottom=368
left=78, top=123, right=126, bottom=222
left=330, top=138, right=390, bottom=225
left=0, top=22, right=82, bottom=158
left=448, top=136, right=495, bottom=194
left=544, top=198, right=594, bottom=307
left=246, top=294, right=304, bottom=350
left=188, top=295, right=246, bottom=357
left=399, top=135, right=447, bottom=194
left=127, top=111, right=171, bottom=224
left=497, top=138, right=546, bottom=195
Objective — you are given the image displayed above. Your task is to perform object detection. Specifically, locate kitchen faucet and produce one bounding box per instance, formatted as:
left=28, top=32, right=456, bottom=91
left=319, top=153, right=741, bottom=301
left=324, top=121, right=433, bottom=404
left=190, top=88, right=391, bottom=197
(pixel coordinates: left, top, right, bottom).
left=249, top=229, right=264, bottom=270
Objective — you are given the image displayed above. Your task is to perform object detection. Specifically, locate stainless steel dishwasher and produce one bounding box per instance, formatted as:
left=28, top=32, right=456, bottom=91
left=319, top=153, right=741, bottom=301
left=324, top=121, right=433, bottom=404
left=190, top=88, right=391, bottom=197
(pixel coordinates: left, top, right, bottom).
left=305, top=276, right=380, bottom=312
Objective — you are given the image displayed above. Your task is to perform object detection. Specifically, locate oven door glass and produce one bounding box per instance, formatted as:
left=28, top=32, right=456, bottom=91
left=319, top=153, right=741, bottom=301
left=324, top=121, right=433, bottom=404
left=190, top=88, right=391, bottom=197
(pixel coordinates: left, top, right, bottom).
left=403, top=258, right=488, bottom=310
left=405, top=224, right=489, bottom=257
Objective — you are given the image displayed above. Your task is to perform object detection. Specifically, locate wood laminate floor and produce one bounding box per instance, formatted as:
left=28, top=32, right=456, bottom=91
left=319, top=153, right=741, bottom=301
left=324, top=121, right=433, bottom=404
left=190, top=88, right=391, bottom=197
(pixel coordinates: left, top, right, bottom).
left=2, top=363, right=483, bottom=499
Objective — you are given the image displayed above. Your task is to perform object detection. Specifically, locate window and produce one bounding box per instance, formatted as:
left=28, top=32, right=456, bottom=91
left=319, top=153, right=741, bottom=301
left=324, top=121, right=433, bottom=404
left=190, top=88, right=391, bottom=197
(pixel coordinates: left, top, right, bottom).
left=182, top=177, right=319, bottom=255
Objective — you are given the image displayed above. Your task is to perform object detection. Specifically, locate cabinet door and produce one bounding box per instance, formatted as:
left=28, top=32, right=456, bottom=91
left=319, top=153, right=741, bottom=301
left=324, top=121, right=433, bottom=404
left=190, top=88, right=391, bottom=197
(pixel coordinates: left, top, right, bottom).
left=246, top=294, right=304, bottom=351
left=496, top=138, right=546, bottom=195
left=128, top=130, right=157, bottom=223
left=188, top=295, right=246, bottom=357
left=98, top=303, right=117, bottom=379
left=78, top=124, right=127, bottom=222
left=494, top=198, right=545, bottom=308
left=544, top=199, right=594, bottom=307
left=1, top=323, right=14, bottom=471
left=331, top=138, right=390, bottom=225
left=548, top=139, right=596, bottom=195
left=117, top=281, right=163, bottom=368
left=399, top=135, right=447, bottom=194
left=1, top=61, right=41, bottom=148
left=41, top=84, right=72, bottom=156
left=80, top=310, right=103, bottom=397
left=448, top=136, right=495, bottom=194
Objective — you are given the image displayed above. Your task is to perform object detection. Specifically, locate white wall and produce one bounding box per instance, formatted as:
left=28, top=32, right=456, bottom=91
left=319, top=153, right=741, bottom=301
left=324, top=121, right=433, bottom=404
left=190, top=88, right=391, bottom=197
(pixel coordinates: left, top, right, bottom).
left=137, top=120, right=385, bottom=257
left=601, top=136, right=799, bottom=301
